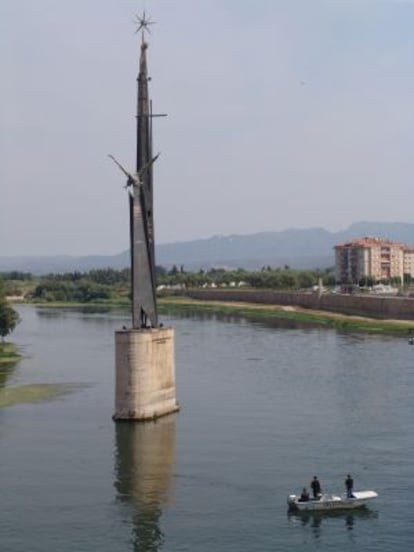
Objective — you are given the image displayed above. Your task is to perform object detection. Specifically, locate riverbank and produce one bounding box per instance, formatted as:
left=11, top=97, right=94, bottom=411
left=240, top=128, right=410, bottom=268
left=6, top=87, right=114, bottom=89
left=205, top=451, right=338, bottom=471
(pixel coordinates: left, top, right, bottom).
left=15, top=296, right=414, bottom=335
left=183, top=288, right=414, bottom=321
left=0, top=343, right=21, bottom=365
left=159, top=296, right=414, bottom=335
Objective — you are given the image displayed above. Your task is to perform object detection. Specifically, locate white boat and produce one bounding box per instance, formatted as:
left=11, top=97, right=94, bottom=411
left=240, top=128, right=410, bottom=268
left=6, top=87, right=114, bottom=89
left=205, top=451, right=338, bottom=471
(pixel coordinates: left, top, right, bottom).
left=287, top=490, right=378, bottom=512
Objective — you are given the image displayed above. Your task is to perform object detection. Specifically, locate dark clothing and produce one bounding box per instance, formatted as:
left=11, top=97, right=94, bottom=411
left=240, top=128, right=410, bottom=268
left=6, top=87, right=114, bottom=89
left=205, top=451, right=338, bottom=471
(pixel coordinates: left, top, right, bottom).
left=310, top=478, right=321, bottom=499
left=345, top=476, right=354, bottom=498
left=299, top=490, right=310, bottom=502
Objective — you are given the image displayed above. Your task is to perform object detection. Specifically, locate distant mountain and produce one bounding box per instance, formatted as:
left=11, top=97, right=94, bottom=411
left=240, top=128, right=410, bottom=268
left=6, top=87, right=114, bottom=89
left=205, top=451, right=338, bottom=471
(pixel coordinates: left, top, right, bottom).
left=1, top=221, right=413, bottom=275
left=343, top=221, right=414, bottom=244
left=156, top=221, right=414, bottom=270
left=155, top=228, right=334, bottom=270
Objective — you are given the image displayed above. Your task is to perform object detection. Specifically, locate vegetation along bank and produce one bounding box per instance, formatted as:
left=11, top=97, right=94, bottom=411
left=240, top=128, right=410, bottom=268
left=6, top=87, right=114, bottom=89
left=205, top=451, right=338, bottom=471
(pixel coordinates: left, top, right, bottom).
left=2, top=268, right=414, bottom=336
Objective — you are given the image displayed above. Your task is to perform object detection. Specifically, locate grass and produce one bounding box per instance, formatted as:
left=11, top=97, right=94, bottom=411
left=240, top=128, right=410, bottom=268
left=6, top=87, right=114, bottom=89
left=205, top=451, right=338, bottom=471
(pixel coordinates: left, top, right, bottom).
left=0, top=342, right=21, bottom=365
left=158, top=296, right=414, bottom=336
left=0, top=383, right=86, bottom=409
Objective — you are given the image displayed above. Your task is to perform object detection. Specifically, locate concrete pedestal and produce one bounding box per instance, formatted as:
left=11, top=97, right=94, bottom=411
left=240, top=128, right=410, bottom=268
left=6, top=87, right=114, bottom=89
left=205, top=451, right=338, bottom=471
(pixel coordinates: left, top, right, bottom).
left=114, top=327, right=179, bottom=421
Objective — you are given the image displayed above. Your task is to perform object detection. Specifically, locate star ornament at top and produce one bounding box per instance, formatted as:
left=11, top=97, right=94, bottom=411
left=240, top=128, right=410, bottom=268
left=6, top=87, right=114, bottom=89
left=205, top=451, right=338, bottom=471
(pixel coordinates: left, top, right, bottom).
left=134, top=11, right=155, bottom=35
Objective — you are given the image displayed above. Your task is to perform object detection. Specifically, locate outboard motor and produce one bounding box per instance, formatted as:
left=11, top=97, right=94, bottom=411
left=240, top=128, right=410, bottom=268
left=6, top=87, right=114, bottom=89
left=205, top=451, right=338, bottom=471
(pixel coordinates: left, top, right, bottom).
left=287, top=494, right=297, bottom=506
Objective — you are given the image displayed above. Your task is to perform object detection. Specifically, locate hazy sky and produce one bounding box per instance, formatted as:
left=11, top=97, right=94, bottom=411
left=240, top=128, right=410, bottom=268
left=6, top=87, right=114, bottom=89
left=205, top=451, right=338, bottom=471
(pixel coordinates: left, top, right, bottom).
left=1, top=0, right=414, bottom=256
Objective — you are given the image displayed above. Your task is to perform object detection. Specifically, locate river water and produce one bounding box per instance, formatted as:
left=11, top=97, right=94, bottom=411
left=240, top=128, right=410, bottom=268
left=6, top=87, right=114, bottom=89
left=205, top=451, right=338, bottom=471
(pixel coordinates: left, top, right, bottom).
left=0, top=305, right=413, bottom=552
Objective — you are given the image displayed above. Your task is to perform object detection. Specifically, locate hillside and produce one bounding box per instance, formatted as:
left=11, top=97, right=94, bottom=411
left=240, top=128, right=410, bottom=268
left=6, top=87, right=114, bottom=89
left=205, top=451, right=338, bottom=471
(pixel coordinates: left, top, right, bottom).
left=1, top=221, right=413, bottom=275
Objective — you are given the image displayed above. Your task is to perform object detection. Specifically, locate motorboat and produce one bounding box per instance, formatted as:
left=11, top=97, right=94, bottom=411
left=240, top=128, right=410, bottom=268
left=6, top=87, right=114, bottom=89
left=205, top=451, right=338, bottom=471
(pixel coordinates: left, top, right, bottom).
left=287, top=490, right=378, bottom=512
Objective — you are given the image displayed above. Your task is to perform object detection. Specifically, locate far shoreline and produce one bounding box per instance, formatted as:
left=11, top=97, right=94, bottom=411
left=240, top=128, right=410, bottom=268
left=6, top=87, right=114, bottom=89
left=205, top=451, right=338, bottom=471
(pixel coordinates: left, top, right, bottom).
left=14, top=296, right=414, bottom=336
left=158, top=296, right=414, bottom=336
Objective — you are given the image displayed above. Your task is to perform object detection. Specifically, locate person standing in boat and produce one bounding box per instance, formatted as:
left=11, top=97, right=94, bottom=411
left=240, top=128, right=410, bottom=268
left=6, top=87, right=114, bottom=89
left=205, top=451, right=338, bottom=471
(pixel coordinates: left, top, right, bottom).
left=310, top=476, right=321, bottom=499
left=345, top=474, right=354, bottom=498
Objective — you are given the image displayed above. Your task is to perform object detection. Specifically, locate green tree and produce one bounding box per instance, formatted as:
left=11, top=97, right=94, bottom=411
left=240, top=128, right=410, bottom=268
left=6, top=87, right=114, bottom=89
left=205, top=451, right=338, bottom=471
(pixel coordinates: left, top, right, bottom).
left=0, top=298, right=21, bottom=341
left=403, top=273, right=412, bottom=285
left=297, top=271, right=316, bottom=289
left=279, top=271, right=298, bottom=289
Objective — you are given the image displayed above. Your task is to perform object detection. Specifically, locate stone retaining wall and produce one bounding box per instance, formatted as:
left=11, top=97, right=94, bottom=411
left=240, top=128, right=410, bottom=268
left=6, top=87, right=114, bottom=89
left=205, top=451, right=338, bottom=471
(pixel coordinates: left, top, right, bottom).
left=184, top=290, right=414, bottom=320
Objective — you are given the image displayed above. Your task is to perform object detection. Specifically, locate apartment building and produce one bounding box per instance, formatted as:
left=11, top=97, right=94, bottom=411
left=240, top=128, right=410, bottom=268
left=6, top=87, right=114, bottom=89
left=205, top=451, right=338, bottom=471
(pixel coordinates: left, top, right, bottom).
left=334, top=237, right=414, bottom=284
left=403, top=248, right=414, bottom=277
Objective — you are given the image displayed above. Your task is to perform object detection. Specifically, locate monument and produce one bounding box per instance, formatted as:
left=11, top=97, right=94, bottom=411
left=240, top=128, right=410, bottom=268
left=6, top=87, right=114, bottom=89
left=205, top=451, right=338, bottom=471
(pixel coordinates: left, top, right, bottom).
left=111, top=12, right=179, bottom=421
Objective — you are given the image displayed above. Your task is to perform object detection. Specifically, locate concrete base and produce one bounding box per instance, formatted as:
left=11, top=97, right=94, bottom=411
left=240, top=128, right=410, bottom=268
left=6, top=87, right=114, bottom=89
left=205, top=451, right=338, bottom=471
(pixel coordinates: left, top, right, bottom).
left=113, top=327, right=179, bottom=421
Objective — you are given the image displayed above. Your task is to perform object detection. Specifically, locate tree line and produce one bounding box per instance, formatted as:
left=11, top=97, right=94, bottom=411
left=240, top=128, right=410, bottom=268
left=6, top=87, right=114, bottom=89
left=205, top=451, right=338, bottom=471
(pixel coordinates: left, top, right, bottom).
left=1, top=266, right=336, bottom=304
left=157, top=265, right=336, bottom=289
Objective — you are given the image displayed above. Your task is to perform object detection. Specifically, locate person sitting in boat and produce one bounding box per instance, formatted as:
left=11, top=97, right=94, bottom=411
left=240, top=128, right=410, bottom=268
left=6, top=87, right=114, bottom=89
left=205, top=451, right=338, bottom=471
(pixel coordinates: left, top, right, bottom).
left=345, top=474, right=354, bottom=498
left=299, top=488, right=310, bottom=502
left=310, top=476, right=321, bottom=499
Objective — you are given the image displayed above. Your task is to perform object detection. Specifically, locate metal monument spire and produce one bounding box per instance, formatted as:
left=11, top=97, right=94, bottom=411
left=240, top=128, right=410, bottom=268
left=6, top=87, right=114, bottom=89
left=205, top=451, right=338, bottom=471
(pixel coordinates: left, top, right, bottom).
left=110, top=10, right=165, bottom=329
left=112, top=10, right=179, bottom=422
left=134, top=10, right=155, bottom=35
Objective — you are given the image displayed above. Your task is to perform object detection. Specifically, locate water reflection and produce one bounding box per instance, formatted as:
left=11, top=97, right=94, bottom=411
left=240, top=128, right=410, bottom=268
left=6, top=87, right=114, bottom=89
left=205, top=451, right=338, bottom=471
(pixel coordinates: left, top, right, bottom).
left=160, top=307, right=326, bottom=330
left=114, top=416, right=177, bottom=552
left=0, top=350, right=19, bottom=387
left=35, top=306, right=117, bottom=317
left=0, top=365, right=15, bottom=387
left=288, top=508, right=378, bottom=540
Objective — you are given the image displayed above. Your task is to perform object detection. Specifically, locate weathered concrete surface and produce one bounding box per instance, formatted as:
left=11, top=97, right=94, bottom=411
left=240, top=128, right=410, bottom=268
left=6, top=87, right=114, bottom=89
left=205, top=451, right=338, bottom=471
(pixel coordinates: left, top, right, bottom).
left=184, top=290, right=414, bottom=320
left=114, top=327, right=179, bottom=421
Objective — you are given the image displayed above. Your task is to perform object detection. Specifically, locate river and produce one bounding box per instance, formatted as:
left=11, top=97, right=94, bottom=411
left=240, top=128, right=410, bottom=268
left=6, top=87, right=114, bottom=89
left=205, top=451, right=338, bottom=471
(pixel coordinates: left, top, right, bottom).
left=0, top=305, right=413, bottom=551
